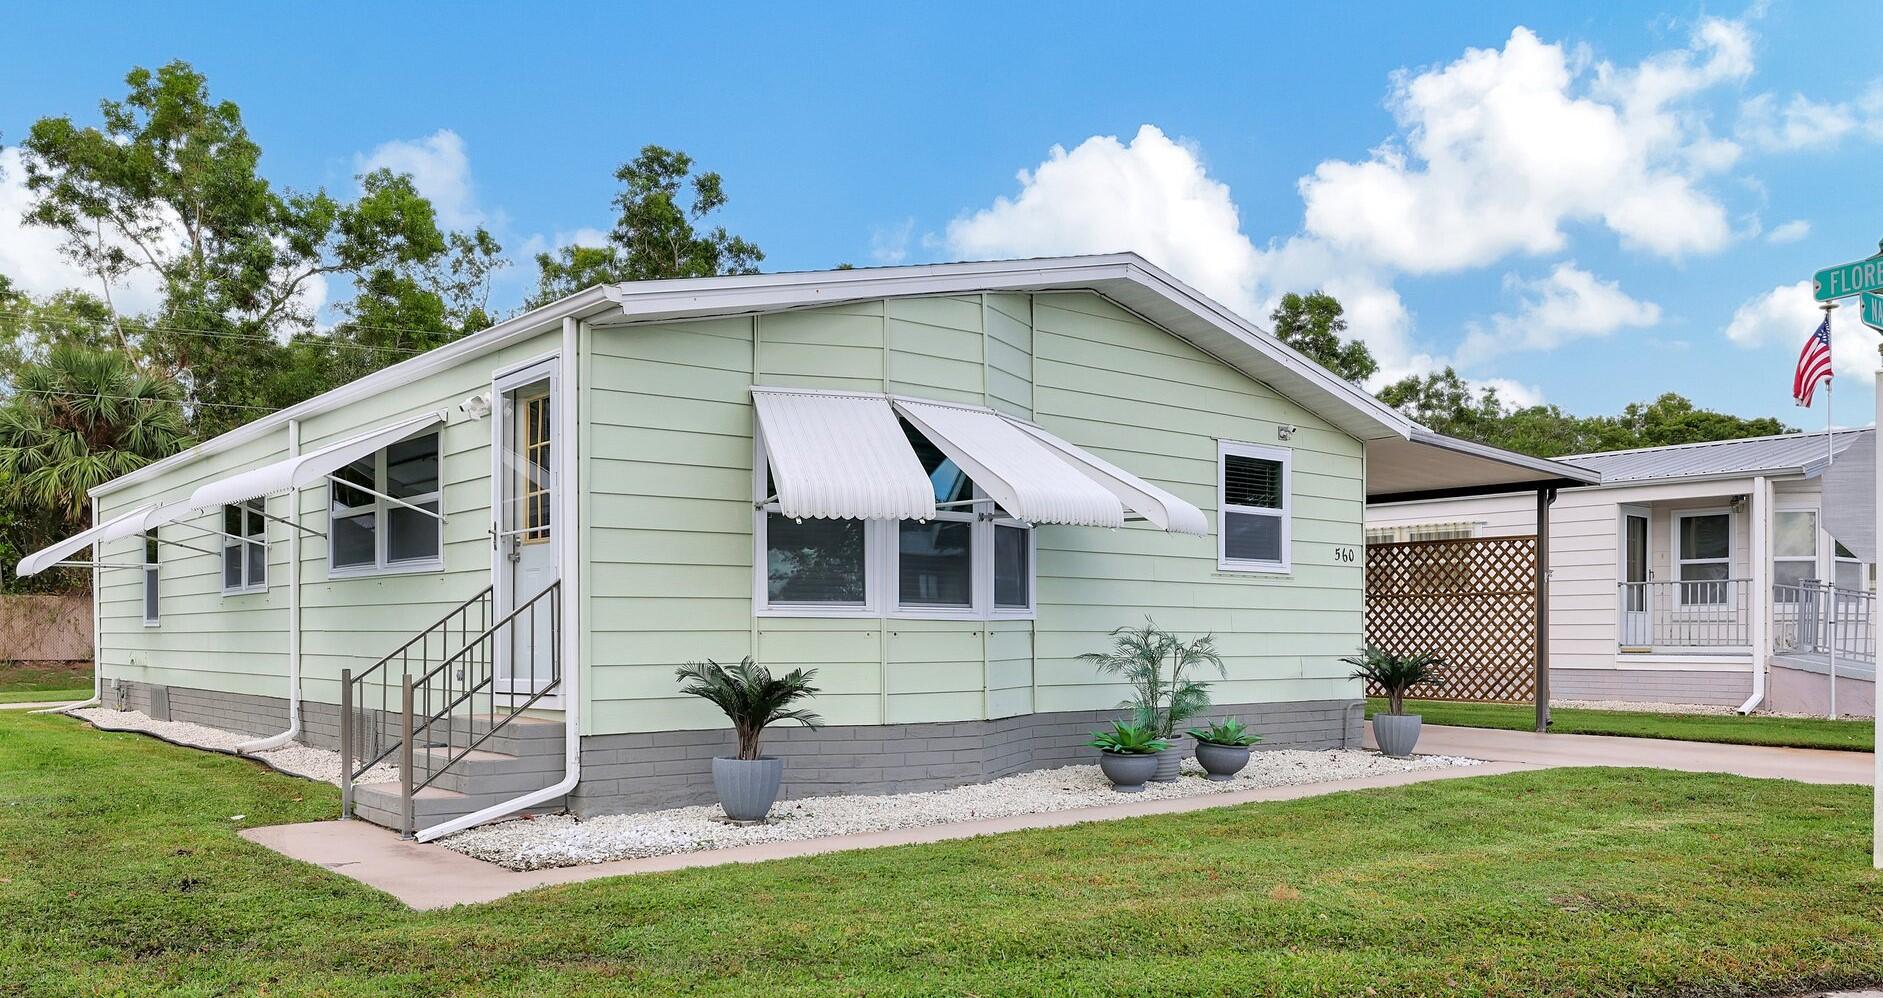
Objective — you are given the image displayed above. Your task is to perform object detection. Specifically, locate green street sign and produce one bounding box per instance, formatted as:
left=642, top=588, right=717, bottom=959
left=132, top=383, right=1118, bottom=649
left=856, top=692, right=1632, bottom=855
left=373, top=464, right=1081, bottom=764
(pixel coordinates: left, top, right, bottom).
left=1864, top=292, right=1883, bottom=332
left=1814, top=241, right=1883, bottom=301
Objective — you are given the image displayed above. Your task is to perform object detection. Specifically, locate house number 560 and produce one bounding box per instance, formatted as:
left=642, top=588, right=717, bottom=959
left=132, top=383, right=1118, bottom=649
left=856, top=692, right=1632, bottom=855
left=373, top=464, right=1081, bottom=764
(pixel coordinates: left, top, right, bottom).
left=1333, top=547, right=1357, bottom=563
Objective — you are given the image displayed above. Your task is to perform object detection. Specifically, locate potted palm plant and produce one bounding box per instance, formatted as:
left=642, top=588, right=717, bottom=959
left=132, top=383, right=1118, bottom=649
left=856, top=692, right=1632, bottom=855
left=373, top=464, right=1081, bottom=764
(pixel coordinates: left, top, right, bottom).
left=1186, top=717, right=1261, bottom=781
left=1086, top=721, right=1167, bottom=792
left=1081, top=620, right=1224, bottom=782
left=1343, top=646, right=1444, bottom=758
left=674, top=657, right=822, bottom=821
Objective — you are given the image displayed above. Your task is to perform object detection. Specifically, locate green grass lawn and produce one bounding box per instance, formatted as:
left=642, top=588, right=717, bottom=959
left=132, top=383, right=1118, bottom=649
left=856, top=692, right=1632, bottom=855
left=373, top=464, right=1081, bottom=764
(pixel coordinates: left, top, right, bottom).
left=1368, top=697, right=1875, bottom=752
left=3, top=710, right=1881, bottom=996
left=0, top=660, right=92, bottom=696
left=0, top=688, right=89, bottom=705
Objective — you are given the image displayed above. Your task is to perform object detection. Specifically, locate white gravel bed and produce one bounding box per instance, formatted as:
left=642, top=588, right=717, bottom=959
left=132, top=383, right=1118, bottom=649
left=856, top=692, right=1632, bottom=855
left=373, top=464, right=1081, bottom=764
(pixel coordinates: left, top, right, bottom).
left=70, top=707, right=397, bottom=786
left=445, top=749, right=1483, bottom=871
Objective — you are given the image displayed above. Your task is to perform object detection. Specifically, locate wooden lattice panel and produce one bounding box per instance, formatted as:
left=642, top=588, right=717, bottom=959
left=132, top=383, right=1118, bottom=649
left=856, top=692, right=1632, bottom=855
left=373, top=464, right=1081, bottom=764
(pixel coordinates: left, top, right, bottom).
left=1364, top=536, right=1537, bottom=703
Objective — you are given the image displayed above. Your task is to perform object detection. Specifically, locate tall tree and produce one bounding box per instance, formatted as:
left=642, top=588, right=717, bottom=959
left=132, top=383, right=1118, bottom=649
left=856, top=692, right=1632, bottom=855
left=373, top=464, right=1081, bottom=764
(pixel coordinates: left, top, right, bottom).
left=526, top=145, right=762, bottom=306
left=1269, top=291, right=1378, bottom=385
left=16, top=61, right=456, bottom=435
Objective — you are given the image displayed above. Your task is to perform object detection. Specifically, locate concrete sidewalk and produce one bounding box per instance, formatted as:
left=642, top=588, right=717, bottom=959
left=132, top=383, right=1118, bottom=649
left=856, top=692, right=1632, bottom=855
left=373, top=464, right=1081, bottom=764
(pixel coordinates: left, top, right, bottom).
left=1369, top=723, right=1873, bottom=785
left=243, top=760, right=1534, bottom=910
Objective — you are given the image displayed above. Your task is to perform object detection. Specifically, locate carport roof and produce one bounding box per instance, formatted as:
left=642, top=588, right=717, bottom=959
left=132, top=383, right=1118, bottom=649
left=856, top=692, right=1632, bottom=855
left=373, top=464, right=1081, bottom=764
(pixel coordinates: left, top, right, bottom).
left=1367, top=429, right=1601, bottom=504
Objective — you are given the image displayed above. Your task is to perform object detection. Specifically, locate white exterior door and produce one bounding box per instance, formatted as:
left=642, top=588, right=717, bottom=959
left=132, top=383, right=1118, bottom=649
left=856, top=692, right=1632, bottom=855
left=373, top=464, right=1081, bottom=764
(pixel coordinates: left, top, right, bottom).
left=1619, top=505, right=1650, bottom=648
left=493, top=363, right=558, bottom=692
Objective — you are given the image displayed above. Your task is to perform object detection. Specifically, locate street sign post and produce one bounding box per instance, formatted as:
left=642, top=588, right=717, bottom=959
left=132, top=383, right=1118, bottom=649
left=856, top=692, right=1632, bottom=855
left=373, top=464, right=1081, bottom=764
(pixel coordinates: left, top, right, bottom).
left=1814, top=242, right=1883, bottom=301
left=1863, top=292, right=1883, bottom=333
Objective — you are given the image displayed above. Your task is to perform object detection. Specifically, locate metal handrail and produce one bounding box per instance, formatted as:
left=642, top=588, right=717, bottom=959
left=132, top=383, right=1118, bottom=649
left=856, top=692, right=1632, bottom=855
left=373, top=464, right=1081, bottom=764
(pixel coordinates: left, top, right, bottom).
left=339, top=585, right=493, bottom=819
left=1616, top=578, right=1752, bottom=648
left=395, top=581, right=561, bottom=837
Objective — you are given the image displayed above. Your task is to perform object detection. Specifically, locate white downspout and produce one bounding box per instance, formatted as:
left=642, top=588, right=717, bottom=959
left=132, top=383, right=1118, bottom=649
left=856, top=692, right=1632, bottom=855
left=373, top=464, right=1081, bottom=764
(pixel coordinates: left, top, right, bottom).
left=1738, top=475, right=1769, bottom=715
left=35, top=500, right=103, bottom=714
left=416, top=315, right=582, bottom=842
left=238, top=419, right=302, bottom=752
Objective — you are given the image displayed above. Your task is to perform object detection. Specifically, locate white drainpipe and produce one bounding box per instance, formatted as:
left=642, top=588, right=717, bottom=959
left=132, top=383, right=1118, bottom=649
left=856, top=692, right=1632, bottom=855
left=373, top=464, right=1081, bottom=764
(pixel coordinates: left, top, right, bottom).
left=1737, top=475, right=1768, bottom=715
left=34, top=501, right=103, bottom=714
left=416, top=315, right=583, bottom=842
left=238, top=419, right=302, bottom=753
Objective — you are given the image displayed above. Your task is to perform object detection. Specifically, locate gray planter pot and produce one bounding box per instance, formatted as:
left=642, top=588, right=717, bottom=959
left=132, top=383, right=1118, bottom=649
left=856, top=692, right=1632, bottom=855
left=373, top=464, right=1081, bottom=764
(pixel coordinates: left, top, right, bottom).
left=1372, top=713, right=1423, bottom=758
left=711, top=756, right=784, bottom=821
left=1150, top=737, right=1188, bottom=782
left=1194, top=741, right=1252, bottom=781
left=1098, top=750, right=1159, bottom=792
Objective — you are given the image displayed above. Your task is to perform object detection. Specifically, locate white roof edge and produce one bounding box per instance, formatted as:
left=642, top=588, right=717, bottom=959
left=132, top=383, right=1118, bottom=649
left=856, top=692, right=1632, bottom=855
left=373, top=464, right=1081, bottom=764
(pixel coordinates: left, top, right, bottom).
left=91, top=287, right=622, bottom=499
left=1406, top=427, right=1603, bottom=486
left=599, top=253, right=1415, bottom=442
left=95, top=253, right=1416, bottom=500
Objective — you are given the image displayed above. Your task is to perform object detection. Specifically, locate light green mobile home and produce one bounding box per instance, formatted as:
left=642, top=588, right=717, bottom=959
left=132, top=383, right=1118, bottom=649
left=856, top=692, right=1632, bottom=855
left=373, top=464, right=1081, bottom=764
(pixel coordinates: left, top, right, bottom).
left=38, top=254, right=1588, bottom=838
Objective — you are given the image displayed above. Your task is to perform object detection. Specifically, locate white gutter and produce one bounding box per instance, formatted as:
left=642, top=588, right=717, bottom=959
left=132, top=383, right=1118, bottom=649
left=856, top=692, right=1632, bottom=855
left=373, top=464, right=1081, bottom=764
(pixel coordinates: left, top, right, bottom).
left=1738, top=475, right=1769, bottom=715
left=33, top=502, right=103, bottom=714
left=237, top=419, right=302, bottom=753
left=415, top=315, right=583, bottom=842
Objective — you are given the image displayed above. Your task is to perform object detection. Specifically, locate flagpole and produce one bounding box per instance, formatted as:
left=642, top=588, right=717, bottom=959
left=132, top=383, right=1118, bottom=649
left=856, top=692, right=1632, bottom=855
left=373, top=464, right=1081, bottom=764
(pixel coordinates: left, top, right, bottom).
left=1821, top=302, right=1837, bottom=721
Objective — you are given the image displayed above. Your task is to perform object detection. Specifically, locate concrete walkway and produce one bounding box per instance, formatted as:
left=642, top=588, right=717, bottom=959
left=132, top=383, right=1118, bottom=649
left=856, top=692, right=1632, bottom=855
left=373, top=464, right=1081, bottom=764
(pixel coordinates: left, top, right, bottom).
left=1376, top=723, right=1873, bottom=785
left=243, top=760, right=1534, bottom=910
left=0, top=699, right=82, bottom=711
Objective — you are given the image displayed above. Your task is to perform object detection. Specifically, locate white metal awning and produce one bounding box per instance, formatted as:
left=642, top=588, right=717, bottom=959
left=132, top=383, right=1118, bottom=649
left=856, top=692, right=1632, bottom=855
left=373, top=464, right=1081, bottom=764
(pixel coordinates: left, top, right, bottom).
left=893, top=398, right=1129, bottom=529
left=750, top=387, right=1207, bottom=533
left=187, top=411, right=446, bottom=514
left=17, top=504, right=157, bottom=576
left=1005, top=419, right=1211, bottom=536
left=753, top=389, right=936, bottom=521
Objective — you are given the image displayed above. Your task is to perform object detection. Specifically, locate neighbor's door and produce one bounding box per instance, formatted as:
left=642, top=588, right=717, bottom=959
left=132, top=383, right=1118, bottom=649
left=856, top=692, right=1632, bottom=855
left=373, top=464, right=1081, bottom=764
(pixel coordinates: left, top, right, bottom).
left=1619, top=505, right=1650, bottom=648
left=494, top=366, right=557, bottom=692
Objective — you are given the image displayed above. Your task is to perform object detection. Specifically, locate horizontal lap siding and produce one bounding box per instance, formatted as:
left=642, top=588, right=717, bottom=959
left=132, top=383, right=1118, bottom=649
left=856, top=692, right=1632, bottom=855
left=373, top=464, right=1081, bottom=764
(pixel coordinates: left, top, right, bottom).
left=96, top=329, right=561, bottom=706
left=584, top=291, right=1367, bottom=735
left=1029, top=294, right=1364, bottom=712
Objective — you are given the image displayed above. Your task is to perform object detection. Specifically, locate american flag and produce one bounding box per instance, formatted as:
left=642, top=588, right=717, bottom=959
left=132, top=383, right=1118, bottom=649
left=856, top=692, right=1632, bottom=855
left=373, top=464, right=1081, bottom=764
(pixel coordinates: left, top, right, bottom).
left=1793, top=315, right=1832, bottom=407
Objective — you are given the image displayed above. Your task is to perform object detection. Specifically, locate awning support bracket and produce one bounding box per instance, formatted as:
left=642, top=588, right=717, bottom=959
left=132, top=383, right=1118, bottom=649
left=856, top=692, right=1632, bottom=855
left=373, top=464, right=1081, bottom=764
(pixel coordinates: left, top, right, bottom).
left=326, top=476, right=446, bottom=523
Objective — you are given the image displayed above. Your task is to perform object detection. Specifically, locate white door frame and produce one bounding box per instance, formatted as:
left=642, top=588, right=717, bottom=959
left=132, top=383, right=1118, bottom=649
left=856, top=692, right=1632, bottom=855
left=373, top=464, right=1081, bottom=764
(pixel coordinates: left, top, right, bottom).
left=489, top=355, right=561, bottom=696
left=1618, top=504, right=1651, bottom=648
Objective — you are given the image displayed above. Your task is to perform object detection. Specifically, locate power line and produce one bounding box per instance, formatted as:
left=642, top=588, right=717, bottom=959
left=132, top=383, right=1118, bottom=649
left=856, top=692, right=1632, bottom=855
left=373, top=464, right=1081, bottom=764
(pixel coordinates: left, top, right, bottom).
left=0, top=308, right=432, bottom=357
left=1, top=386, right=278, bottom=413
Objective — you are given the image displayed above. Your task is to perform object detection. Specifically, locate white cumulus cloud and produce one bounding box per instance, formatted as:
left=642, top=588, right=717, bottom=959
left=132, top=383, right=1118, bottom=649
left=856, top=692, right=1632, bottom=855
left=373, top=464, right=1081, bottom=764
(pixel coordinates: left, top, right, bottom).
left=1767, top=219, right=1811, bottom=244
left=356, top=129, right=483, bottom=229
left=1458, top=263, right=1661, bottom=364
left=1726, top=280, right=1875, bottom=383
left=1299, top=20, right=1746, bottom=272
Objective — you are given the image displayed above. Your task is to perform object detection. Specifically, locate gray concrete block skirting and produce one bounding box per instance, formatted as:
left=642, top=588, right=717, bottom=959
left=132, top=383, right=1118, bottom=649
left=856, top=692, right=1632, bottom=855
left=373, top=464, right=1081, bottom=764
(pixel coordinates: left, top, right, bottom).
left=102, top=679, right=1362, bottom=819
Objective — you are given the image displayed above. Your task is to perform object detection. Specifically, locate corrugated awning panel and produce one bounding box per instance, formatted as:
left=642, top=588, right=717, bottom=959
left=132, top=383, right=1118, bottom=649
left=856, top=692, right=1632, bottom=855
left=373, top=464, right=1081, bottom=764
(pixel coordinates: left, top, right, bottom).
left=1005, top=418, right=1210, bottom=535
left=893, top=398, right=1127, bottom=528
left=752, top=389, right=935, bottom=521
left=188, top=412, right=445, bottom=514
left=17, top=503, right=158, bottom=577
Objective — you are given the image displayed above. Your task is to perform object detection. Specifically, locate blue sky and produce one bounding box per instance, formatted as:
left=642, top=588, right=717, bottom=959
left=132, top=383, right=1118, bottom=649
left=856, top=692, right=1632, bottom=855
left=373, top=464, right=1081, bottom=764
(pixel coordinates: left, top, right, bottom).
left=3, top=2, right=1880, bottom=427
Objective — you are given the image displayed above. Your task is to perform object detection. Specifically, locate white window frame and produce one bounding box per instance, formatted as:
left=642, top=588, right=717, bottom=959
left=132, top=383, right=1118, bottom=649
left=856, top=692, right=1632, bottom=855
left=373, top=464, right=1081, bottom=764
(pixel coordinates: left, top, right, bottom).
left=1217, top=440, right=1291, bottom=574
left=988, top=511, right=1037, bottom=618
left=327, top=431, right=445, bottom=578
left=142, top=528, right=161, bottom=627
left=1771, top=505, right=1820, bottom=603
left=220, top=498, right=269, bottom=595
left=1834, top=539, right=1869, bottom=592
left=1673, top=507, right=1733, bottom=606
left=752, top=433, right=1036, bottom=621
left=753, top=423, right=881, bottom=618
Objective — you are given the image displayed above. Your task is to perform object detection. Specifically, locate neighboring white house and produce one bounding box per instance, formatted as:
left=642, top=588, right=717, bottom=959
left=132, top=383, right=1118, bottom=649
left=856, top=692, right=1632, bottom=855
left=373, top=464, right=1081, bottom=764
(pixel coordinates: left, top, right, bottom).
left=1367, top=429, right=1877, bottom=716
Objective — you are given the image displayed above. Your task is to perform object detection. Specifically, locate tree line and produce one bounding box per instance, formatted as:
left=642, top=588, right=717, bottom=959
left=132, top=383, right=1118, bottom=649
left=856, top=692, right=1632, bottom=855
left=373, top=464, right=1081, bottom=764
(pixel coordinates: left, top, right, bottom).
left=0, top=62, right=1795, bottom=592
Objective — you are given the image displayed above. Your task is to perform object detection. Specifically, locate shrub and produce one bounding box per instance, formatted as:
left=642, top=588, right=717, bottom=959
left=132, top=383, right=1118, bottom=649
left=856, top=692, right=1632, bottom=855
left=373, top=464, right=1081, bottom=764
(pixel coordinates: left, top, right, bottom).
left=1342, top=646, right=1445, bottom=716
left=1086, top=721, right=1169, bottom=755
left=1187, top=717, right=1261, bottom=747
left=1080, top=619, right=1225, bottom=738
left=674, top=657, right=822, bottom=760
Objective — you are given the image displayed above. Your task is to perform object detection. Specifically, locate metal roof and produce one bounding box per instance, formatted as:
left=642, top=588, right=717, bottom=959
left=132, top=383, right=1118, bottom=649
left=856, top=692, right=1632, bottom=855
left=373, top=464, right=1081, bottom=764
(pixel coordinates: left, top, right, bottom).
left=1561, top=429, right=1870, bottom=484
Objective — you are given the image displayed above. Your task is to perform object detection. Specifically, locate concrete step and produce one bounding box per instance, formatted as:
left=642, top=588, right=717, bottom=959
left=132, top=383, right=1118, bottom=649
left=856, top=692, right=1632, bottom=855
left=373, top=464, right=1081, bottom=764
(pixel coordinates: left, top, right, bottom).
left=351, top=781, right=564, bottom=832
left=408, top=747, right=565, bottom=795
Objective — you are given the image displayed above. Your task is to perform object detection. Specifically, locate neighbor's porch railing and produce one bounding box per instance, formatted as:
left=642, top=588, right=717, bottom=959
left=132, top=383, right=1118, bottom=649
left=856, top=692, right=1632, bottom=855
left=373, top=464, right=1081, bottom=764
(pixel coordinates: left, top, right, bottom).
left=1617, top=579, right=1752, bottom=649
left=1773, top=580, right=1875, bottom=665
